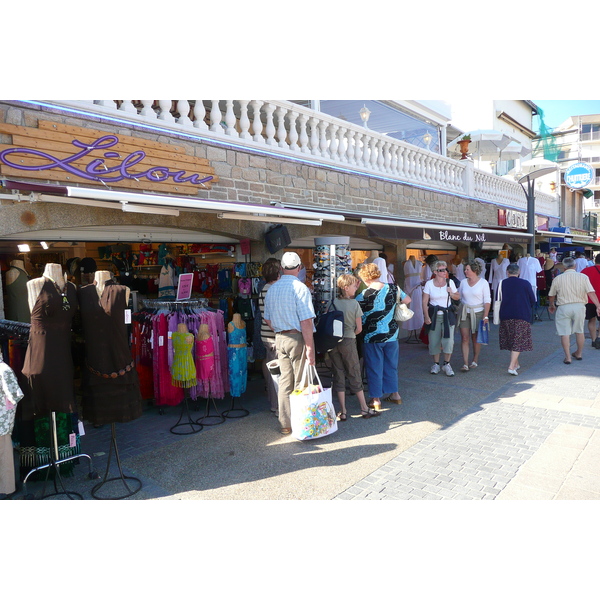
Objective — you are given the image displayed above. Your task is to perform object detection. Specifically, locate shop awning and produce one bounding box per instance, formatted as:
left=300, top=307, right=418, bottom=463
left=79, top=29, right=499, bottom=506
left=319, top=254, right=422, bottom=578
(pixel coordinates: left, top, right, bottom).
left=1, top=179, right=345, bottom=226
left=361, top=217, right=532, bottom=245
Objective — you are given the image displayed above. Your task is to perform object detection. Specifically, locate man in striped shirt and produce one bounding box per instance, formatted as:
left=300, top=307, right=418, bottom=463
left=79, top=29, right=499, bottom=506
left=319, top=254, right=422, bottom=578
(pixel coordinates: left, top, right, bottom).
left=264, top=252, right=316, bottom=435
left=548, top=257, right=600, bottom=363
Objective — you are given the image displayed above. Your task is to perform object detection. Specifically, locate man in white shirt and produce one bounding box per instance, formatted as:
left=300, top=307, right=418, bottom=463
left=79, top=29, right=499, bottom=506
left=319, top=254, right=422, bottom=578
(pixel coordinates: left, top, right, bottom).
left=574, top=252, right=588, bottom=273
left=549, top=257, right=600, bottom=363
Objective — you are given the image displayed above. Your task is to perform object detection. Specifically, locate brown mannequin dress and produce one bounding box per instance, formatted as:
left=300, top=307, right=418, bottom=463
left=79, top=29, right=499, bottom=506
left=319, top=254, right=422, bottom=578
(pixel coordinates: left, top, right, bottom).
left=78, top=281, right=142, bottom=425
left=21, top=278, right=78, bottom=419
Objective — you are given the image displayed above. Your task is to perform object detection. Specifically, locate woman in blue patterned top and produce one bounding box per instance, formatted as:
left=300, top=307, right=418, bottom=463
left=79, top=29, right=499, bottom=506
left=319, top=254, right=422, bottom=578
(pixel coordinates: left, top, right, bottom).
left=357, top=262, right=411, bottom=410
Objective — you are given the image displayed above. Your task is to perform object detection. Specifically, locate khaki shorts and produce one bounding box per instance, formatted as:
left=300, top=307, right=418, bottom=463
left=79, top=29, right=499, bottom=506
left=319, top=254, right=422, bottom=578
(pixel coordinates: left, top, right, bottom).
left=555, top=303, right=585, bottom=336
left=459, top=310, right=484, bottom=333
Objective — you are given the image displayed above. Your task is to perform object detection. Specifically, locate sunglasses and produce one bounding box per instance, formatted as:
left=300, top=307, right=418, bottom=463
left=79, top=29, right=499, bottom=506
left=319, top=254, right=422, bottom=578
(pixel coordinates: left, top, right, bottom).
left=436, top=268, right=448, bottom=272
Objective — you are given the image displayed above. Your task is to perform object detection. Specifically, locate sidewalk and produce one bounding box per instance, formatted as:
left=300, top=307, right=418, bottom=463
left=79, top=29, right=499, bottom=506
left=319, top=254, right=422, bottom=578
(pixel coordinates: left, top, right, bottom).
left=10, top=314, right=600, bottom=501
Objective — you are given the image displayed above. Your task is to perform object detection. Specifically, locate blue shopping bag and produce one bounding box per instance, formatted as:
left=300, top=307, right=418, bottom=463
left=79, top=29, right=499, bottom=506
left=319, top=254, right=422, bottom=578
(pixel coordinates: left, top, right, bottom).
left=477, top=319, right=489, bottom=345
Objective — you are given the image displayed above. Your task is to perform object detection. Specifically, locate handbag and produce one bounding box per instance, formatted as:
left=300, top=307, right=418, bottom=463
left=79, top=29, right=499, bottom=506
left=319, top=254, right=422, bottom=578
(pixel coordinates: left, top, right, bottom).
left=290, top=361, right=337, bottom=441
left=477, top=319, right=489, bottom=345
left=493, top=280, right=503, bottom=325
left=394, top=286, right=414, bottom=322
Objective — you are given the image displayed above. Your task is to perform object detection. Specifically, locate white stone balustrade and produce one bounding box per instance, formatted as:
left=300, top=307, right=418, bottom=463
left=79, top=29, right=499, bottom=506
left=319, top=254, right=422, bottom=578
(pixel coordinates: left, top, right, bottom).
left=45, top=99, right=559, bottom=218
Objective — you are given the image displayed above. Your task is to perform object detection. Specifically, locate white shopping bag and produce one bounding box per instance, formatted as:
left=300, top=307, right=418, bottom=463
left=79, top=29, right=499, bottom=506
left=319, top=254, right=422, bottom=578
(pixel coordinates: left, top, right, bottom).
left=290, top=361, right=337, bottom=441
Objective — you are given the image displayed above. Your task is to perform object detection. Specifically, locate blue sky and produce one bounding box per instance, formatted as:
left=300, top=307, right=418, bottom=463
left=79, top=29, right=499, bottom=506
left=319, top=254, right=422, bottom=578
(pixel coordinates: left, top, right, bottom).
left=532, top=100, right=600, bottom=130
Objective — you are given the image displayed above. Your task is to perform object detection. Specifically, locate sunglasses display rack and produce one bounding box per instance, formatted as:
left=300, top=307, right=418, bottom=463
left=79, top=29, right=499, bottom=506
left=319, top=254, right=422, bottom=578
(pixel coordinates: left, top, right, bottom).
left=312, top=236, right=352, bottom=317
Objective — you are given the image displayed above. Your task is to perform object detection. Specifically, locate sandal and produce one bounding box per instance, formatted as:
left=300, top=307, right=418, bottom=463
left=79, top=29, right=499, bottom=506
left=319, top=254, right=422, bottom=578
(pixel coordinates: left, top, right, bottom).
left=470, top=361, right=478, bottom=368
left=460, top=364, right=469, bottom=372
left=361, top=408, right=381, bottom=419
left=337, top=412, right=347, bottom=422
left=368, top=399, right=381, bottom=411
left=386, top=394, right=402, bottom=405
left=281, top=428, right=292, bottom=435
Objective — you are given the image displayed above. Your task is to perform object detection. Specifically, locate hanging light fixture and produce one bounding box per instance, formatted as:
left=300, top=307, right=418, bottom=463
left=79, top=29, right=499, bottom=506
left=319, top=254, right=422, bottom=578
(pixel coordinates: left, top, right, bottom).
left=359, top=105, right=371, bottom=129
left=423, top=131, right=433, bottom=150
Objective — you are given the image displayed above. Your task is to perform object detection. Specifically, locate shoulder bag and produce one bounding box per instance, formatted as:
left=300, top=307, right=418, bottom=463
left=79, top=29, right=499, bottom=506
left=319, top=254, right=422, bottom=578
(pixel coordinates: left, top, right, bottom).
left=394, top=285, right=414, bottom=323
left=493, top=279, right=503, bottom=325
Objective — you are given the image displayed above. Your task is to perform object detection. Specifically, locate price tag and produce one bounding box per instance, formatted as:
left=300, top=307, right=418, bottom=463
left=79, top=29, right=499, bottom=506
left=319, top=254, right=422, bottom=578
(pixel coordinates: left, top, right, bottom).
left=69, top=433, right=77, bottom=448
left=124, top=309, right=131, bottom=324
left=78, top=420, right=86, bottom=436
left=159, top=335, right=164, bottom=347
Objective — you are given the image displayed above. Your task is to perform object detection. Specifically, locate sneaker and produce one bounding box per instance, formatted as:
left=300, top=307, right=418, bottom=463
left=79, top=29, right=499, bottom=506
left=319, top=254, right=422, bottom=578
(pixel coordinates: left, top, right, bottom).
left=430, top=363, right=441, bottom=374
left=442, top=363, right=454, bottom=377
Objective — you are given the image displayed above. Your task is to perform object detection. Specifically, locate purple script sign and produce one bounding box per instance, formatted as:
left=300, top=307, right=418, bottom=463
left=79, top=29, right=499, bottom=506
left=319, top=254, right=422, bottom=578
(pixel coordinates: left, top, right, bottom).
left=0, top=135, right=214, bottom=186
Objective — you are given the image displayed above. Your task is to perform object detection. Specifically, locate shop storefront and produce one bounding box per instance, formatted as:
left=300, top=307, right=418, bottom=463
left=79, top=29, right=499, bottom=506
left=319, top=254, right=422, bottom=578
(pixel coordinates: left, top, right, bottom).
left=0, top=100, right=544, bottom=497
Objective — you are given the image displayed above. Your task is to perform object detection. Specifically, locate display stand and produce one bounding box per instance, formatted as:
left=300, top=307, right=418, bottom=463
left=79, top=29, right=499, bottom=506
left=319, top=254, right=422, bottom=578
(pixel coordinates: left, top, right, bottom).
left=22, top=411, right=99, bottom=500
left=170, top=396, right=204, bottom=434
left=404, top=330, right=422, bottom=344
left=222, top=394, right=249, bottom=419
left=196, top=394, right=225, bottom=426
left=91, top=423, right=142, bottom=499
left=313, top=236, right=352, bottom=318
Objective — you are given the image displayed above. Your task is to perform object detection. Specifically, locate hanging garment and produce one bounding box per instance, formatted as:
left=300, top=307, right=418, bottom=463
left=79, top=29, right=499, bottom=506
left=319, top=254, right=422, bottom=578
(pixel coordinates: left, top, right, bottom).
left=227, top=322, right=247, bottom=398
left=153, top=312, right=184, bottom=406
left=402, top=259, right=425, bottom=331
left=21, top=278, right=78, bottom=418
left=0, top=360, right=24, bottom=436
left=171, top=331, right=198, bottom=388
left=78, top=282, right=143, bottom=425
left=4, top=266, right=31, bottom=323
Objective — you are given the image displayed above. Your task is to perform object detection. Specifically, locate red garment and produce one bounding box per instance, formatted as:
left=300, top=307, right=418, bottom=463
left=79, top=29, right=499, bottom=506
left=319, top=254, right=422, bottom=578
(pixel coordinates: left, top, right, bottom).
left=582, top=264, right=600, bottom=300
left=153, top=313, right=184, bottom=406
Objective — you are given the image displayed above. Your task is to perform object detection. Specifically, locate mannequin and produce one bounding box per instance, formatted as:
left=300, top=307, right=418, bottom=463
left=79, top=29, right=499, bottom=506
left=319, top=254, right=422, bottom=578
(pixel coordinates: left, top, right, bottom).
left=195, top=323, right=215, bottom=381
left=78, top=272, right=142, bottom=425
left=21, top=263, right=78, bottom=418
left=518, top=253, right=542, bottom=294
left=227, top=313, right=247, bottom=398
left=4, top=259, right=30, bottom=323
left=171, top=322, right=197, bottom=388
left=372, top=256, right=388, bottom=284
left=365, top=250, right=379, bottom=264
left=402, top=256, right=425, bottom=333
left=94, top=270, right=131, bottom=305
left=488, top=253, right=509, bottom=299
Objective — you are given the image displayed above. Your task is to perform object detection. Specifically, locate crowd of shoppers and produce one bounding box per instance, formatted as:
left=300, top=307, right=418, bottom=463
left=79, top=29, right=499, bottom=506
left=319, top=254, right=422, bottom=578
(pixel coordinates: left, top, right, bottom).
left=259, top=250, right=600, bottom=433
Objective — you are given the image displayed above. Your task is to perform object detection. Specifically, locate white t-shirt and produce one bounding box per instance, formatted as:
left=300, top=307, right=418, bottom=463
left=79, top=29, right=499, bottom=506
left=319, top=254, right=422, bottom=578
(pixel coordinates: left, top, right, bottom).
left=424, top=279, right=457, bottom=313
left=459, top=277, right=491, bottom=311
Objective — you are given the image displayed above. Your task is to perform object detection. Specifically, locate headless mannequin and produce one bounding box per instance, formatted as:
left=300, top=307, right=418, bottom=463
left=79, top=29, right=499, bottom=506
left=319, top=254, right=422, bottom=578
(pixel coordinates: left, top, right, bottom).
left=93, top=270, right=130, bottom=305
left=228, top=313, right=246, bottom=343
left=177, top=322, right=194, bottom=344
left=5, top=259, right=27, bottom=285
left=197, top=323, right=210, bottom=341
left=27, top=263, right=67, bottom=312
left=366, top=250, right=379, bottom=264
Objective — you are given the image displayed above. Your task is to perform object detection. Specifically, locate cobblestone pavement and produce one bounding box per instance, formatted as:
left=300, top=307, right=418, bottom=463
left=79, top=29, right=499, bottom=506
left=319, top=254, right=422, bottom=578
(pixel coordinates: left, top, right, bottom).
left=8, top=315, right=600, bottom=501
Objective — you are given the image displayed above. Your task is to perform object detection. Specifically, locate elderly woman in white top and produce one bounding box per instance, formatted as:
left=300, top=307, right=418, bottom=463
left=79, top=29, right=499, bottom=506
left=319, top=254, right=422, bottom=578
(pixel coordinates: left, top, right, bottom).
left=422, top=261, right=461, bottom=376
left=458, top=260, right=491, bottom=371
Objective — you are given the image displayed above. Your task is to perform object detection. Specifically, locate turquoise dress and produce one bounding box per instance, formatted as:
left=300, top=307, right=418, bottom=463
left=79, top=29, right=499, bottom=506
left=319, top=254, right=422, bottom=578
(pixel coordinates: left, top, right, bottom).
left=227, top=323, right=247, bottom=397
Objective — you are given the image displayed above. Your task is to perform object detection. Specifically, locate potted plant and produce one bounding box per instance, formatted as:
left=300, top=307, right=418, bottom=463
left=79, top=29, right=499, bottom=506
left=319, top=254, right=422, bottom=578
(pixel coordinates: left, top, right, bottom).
left=458, top=134, right=471, bottom=159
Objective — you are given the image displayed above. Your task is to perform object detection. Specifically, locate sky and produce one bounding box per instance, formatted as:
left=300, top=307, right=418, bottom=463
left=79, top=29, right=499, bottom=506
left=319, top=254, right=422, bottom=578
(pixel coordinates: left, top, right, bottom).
left=532, top=100, right=600, bottom=130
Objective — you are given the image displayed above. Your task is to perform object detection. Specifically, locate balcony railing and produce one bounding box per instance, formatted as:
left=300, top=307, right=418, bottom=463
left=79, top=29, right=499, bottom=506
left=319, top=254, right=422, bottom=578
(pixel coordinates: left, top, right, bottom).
left=37, top=100, right=559, bottom=218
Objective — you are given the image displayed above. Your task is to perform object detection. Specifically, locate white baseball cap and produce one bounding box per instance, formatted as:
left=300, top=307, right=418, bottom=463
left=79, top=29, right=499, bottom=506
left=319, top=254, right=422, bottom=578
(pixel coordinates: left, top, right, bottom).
left=281, top=252, right=301, bottom=269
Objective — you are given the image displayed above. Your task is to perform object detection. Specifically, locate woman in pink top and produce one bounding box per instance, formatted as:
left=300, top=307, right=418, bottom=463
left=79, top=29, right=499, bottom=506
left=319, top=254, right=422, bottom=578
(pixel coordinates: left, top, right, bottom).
left=458, top=261, right=491, bottom=371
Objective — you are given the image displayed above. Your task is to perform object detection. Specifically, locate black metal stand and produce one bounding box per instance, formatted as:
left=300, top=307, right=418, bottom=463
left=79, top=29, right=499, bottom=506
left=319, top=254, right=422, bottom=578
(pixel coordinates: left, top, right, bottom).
left=196, top=394, right=225, bottom=426
left=404, top=330, right=422, bottom=344
left=91, top=423, right=142, bottom=499
left=222, top=394, right=249, bottom=419
left=22, top=411, right=99, bottom=500
left=170, top=397, right=204, bottom=435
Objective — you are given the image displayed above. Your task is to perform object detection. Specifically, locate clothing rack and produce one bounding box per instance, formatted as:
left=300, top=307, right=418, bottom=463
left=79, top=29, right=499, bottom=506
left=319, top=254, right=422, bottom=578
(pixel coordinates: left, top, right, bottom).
left=0, top=320, right=99, bottom=498
left=141, top=298, right=209, bottom=310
